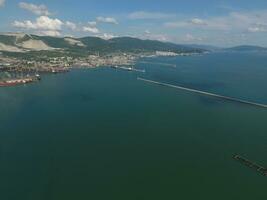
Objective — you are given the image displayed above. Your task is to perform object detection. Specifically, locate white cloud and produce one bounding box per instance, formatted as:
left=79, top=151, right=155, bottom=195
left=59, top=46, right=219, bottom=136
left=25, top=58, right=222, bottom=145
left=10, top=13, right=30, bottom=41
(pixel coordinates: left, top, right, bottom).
left=83, top=26, right=100, bottom=34
left=13, top=16, right=63, bottom=36
left=184, top=34, right=195, bottom=41
left=88, top=21, right=97, bottom=26
left=145, top=30, right=151, bottom=34
left=248, top=26, right=266, bottom=33
left=165, top=18, right=207, bottom=28
left=141, top=33, right=169, bottom=42
left=65, top=21, right=77, bottom=31
left=13, top=20, right=34, bottom=29
left=98, top=33, right=117, bottom=40
left=190, top=18, right=207, bottom=25
left=0, top=0, right=5, bottom=7
left=164, top=10, right=267, bottom=32
left=165, top=18, right=208, bottom=29
left=37, top=30, right=61, bottom=37
left=96, top=17, right=118, bottom=25
left=248, top=22, right=267, bottom=32
left=19, top=2, right=51, bottom=16
left=128, top=11, right=175, bottom=20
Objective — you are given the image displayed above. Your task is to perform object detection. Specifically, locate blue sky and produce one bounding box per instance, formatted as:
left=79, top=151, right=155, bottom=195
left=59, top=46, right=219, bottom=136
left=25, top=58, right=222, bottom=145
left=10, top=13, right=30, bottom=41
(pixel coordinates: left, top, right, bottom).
left=1, top=0, right=267, bottom=47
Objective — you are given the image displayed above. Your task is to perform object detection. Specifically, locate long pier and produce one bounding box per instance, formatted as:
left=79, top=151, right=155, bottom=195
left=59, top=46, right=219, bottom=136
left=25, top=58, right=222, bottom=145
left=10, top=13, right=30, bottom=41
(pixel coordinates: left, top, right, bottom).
left=233, top=155, right=267, bottom=176
left=112, top=66, right=145, bottom=73
left=139, top=61, right=176, bottom=68
left=137, top=77, right=267, bottom=109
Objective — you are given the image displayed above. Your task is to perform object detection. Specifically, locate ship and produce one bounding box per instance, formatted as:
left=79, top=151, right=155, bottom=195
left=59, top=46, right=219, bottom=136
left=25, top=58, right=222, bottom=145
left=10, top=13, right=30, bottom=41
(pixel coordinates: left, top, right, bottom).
left=0, top=74, right=41, bottom=87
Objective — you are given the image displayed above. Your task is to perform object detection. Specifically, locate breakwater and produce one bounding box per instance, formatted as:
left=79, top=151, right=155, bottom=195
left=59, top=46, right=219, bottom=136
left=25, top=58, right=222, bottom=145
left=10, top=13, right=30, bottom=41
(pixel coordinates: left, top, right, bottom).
left=112, top=66, right=145, bottom=73
left=137, top=77, right=267, bottom=109
left=233, top=155, right=267, bottom=176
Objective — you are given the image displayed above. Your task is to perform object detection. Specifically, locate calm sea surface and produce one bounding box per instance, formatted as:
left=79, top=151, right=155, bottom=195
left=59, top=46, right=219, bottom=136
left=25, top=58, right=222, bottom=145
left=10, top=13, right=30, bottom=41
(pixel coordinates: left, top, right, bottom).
left=0, top=52, right=267, bottom=199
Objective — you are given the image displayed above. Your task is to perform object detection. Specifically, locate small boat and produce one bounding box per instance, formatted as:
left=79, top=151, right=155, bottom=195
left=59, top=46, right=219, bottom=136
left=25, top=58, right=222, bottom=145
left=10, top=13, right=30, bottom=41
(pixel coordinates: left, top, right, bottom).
left=35, top=74, right=41, bottom=80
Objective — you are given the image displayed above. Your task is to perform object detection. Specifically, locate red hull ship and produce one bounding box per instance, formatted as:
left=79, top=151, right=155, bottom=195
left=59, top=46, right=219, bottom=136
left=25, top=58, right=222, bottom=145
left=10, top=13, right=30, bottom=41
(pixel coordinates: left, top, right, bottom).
left=0, top=75, right=40, bottom=87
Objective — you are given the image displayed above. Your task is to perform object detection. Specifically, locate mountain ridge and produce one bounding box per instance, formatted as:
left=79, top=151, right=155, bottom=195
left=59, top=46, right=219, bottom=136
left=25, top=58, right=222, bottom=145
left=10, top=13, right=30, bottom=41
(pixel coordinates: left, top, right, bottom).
left=0, top=33, right=205, bottom=54
left=224, top=45, right=267, bottom=52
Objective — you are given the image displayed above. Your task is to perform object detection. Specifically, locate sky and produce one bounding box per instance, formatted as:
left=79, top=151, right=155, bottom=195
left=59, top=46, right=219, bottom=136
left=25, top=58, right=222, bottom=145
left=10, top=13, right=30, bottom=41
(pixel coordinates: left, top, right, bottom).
left=1, top=0, right=267, bottom=47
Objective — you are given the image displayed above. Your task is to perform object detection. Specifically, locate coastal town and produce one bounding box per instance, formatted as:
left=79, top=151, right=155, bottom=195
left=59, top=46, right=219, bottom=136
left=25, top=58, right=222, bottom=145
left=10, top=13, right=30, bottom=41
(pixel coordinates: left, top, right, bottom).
left=0, top=52, right=139, bottom=87
left=0, top=52, right=137, bottom=71
left=0, top=50, right=200, bottom=87
left=0, top=31, right=207, bottom=87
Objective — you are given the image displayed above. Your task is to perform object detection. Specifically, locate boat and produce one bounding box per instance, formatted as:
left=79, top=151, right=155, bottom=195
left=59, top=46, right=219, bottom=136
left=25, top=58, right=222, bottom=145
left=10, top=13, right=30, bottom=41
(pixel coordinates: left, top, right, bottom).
left=0, top=81, right=20, bottom=87
left=0, top=75, right=41, bottom=87
left=35, top=74, right=41, bottom=80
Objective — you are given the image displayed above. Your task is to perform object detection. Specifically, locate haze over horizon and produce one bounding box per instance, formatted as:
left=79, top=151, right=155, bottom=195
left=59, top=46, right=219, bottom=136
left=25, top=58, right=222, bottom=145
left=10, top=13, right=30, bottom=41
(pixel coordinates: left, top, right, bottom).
left=1, top=0, right=267, bottom=47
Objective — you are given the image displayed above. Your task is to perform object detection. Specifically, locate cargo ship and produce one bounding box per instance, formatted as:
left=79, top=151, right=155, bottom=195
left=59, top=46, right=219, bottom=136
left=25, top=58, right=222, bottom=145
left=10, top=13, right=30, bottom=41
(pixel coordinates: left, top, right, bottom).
left=0, top=75, right=41, bottom=87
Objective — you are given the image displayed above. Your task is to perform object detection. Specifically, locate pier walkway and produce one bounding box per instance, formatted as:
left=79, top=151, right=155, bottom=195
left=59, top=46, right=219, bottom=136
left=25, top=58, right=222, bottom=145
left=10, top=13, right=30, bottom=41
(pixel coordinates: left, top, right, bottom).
left=137, top=77, right=267, bottom=109
left=113, top=66, right=145, bottom=73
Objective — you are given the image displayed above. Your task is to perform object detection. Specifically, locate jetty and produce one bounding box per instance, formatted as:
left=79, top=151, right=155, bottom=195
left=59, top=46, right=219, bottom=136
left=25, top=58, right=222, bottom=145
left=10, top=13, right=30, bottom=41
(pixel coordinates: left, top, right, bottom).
left=112, top=66, right=145, bottom=73
left=233, top=155, right=267, bottom=176
left=139, top=61, right=176, bottom=68
left=137, top=77, right=267, bottom=109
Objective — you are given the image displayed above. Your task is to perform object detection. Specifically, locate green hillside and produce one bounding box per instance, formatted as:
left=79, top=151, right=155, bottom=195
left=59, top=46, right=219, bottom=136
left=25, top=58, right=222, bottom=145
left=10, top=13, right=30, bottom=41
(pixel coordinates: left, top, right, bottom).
left=225, top=45, right=267, bottom=52
left=0, top=33, right=206, bottom=54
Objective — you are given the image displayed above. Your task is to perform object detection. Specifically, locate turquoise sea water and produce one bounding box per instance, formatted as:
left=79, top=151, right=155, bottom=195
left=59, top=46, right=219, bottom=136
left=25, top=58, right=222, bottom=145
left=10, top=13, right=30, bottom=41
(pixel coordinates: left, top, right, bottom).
left=0, top=52, right=267, bottom=199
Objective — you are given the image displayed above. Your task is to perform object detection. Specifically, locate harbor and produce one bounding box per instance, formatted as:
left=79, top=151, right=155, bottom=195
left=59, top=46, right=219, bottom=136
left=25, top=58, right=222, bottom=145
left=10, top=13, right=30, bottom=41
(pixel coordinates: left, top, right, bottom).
left=1, top=51, right=267, bottom=199
left=233, top=155, right=267, bottom=176
left=0, top=66, right=70, bottom=74
left=137, top=77, right=267, bottom=109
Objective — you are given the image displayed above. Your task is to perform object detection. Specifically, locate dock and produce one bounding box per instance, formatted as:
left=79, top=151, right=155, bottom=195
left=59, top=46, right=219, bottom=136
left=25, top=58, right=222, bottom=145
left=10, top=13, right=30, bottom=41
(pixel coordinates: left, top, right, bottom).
left=50, top=67, right=70, bottom=74
left=233, top=155, right=267, bottom=176
left=112, top=66, right=145, bottom=73
left=0, top=66, right=70, bottom=73
left=137, top=77, right=267, bottom=109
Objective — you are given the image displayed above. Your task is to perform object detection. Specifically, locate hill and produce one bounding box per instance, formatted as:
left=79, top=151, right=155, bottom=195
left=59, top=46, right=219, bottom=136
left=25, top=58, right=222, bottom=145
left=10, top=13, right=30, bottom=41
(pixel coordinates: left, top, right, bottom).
left=183, top=44, right=221, bottom=51
left=224, top=45, right=267, bottom=52
left=0, top=33, right=205, bottom=54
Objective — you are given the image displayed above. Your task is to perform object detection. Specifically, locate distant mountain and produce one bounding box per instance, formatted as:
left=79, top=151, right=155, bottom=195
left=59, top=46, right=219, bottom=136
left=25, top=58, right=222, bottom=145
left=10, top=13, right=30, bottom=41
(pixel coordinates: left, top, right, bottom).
left=224, top=45, right=267, bottom=52
left=183, top=44, right=221, bottom=51
left=0, top=33, right=55, bottom=52
left=0, top=33, right=205, bottom=54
